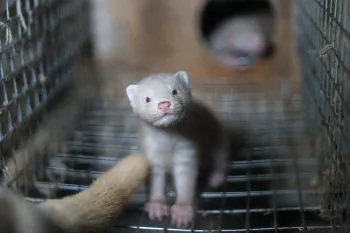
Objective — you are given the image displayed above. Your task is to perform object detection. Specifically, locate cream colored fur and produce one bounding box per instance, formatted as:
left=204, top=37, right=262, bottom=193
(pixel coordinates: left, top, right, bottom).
left=126, top=71, right=230, bottom=228
left=0, top=154, right=149, bottom=233
left=209, top=13, right=274, bottom=69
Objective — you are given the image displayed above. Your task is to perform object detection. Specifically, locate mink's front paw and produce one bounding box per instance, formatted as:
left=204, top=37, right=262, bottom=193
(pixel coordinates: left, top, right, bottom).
left=209, top=171, right=225, bottom=188
left=170, top=203, right=194, bottom=228
left=144, top=201, right=169, bottom=221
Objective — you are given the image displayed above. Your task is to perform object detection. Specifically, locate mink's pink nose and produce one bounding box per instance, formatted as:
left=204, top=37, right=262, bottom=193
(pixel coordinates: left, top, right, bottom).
left=158, top=101, right=171, bottom=112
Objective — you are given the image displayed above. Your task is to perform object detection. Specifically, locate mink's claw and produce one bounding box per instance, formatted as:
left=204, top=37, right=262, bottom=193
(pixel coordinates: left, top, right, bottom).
left=144, top=202, right=169, bottom=221
left=209, top=171, right=225, bottom=188
left=170, top=203, right=193, bottom=228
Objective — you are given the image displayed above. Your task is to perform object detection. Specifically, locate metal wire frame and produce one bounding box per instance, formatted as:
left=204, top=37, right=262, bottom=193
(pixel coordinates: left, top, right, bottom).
left=0, top=0, right=348, bottom=232
left=295, top=0, right=350, bottom=232
left=0, top=0, right=92, bottom=189
left=20, top=74, right=334, bottom=232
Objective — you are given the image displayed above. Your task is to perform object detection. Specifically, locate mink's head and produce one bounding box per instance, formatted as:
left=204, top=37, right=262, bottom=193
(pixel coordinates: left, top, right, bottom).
left=209, top=17, right=268, bottom=70
left=126, top=71, right=192, bottom=127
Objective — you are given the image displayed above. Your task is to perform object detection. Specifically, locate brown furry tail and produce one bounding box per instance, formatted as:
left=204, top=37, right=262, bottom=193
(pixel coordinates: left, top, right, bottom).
left=0, top=188, right=64, bottom=233
left=0, top=154, right=150, bottom=233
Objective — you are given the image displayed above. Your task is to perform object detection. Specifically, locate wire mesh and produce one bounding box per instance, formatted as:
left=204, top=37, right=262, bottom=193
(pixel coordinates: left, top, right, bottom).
left=0, top=0, right=92, bottom=192
left=295, top=0, right=350, bottom=232
left=0, top=0, right=349, bottom=232
left=18, top=75, right=328, bottom=232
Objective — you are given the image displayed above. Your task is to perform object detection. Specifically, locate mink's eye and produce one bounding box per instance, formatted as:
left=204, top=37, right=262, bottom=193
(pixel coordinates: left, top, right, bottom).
left=172, top=89, right=178, bottom=95
left=146, top=97, right=151, bottom=103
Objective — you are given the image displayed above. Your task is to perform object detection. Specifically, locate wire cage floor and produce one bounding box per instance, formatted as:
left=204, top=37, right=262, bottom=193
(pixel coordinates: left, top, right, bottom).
left=19, top=77, right=338, bottom=233
left=0, top=0, right=349, bottom=232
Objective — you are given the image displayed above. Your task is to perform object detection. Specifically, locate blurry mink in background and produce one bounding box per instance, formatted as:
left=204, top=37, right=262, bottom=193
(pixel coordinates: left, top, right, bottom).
left=198, top=0, right=276, bottom=71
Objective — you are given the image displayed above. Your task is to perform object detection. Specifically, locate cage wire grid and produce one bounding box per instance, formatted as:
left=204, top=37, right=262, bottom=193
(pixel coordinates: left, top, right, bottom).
left=10, top=74, right=329, bottom=233
left=30, top=78, right=329, bottom=233
left=295, top=0, right=350, bottom=231
left=0, top=0, right=92, bottom=188
left=0, top=0, right=349, bottom=233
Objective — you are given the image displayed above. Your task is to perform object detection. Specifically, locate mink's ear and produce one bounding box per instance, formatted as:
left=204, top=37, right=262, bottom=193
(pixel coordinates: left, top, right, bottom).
left=175, top=70, right=190, bottom=88
left=126, top=85, right=139, bottom=108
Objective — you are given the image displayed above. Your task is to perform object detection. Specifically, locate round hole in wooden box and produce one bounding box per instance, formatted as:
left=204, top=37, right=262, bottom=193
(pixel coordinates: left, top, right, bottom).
left=197, top=0, right=277, bottom=71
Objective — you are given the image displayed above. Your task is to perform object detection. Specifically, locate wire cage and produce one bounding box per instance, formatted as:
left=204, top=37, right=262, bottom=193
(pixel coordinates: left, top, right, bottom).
left=0, top=0, right=94, bottom=193
left=0, top=0, right=349, bottom=233
left=295, top=0, right=350, bottom=231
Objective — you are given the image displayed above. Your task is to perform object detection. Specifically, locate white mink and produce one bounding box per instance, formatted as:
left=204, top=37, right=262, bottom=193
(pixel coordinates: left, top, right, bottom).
left=126, top=71, right=230, bottom=228
left=209, top=13, right=274, bottom=70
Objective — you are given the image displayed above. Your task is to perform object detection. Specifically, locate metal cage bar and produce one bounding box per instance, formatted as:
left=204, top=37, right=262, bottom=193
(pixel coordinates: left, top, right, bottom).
left=0, top=0, right=349, bottom=232
left=0, top=0, right=92, bottom=187
left=295, top=0, right=350, bottom=232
